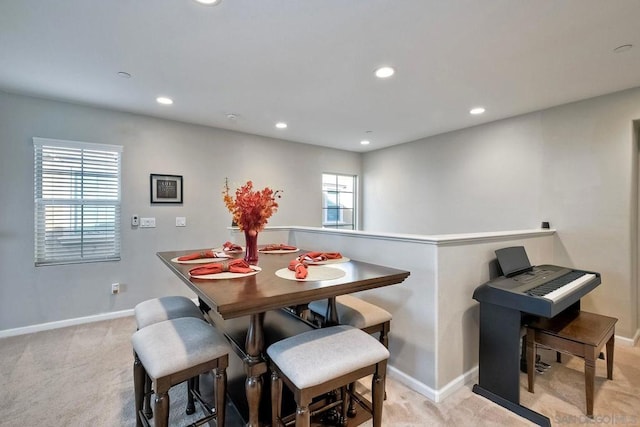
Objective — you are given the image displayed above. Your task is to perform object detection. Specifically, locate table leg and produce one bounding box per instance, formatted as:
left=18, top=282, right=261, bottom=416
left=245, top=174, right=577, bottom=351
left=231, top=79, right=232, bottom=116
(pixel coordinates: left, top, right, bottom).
left=245, top=312, right=267, bottom=427
left=325, top=296, right=339, bottom=326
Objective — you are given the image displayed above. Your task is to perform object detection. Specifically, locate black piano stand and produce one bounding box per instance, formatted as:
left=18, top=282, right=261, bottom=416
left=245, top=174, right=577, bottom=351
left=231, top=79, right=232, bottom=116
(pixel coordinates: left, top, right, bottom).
left=473, top=302, right=551, bottom=427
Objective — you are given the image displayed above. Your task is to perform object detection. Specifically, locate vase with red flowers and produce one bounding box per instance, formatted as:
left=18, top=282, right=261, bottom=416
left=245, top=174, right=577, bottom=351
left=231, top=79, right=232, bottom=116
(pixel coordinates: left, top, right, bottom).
left=223, top=178, right=282, bottom=265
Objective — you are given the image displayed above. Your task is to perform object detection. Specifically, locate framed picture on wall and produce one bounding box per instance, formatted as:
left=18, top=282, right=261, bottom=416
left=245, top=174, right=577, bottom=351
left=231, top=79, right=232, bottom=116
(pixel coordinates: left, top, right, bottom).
left=150, top=174, right=183, bottom=204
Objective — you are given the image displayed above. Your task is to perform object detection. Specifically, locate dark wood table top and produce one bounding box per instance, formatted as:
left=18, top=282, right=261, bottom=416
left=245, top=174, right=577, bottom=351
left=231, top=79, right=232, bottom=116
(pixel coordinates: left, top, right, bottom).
left=157, top=248, right=410, bottom=319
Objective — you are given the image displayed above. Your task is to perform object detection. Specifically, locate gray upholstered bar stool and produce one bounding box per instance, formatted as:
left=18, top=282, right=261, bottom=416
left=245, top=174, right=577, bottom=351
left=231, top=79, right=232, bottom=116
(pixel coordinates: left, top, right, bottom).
left=308, top=294, right=392, bottom=415
left=267, top=325, right=389, bottom=427
left=308, top=295, right=392, bottom=347
left=132, top=317, right=231, bottom=427
left=134, top=296, right=203, bottom=329
left=134, top=296, right=204, bottom=417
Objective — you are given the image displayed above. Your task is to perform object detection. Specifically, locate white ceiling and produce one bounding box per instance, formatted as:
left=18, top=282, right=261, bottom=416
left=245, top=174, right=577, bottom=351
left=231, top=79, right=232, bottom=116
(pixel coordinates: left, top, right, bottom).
left=1, top=1, right=639, bottom=152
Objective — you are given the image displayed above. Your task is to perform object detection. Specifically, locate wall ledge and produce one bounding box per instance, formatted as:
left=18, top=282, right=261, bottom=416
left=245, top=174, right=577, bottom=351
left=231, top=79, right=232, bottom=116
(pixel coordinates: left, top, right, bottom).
left=233, top=225, right=556, bottom=246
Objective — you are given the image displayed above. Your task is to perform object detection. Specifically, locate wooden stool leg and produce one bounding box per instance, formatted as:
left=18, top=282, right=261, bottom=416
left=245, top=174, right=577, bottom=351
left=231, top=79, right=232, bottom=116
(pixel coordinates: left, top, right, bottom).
left=340, top=386, right=349, bottom=426
left=557, top=351, right=562, bottom=363
left=194, top=374, right=200, bottom=395
left=347, top=382, right=357, bottom=417
left=372, top=361, right=386, bottom=427
left=526, top=328, right=535, bottom=393
left=133, top=354, right=145, bottom=427
left=606, top=333, right=614, bottom=380
left=380, top=322, right=389, bottom=348
left=380, top=322, right=390, bottom=401
left=143, top=375, right=153, bottom=419
left=271, top=370, right=282, bottom=427
left=186, top=377, right=196, bottom=415
left=154, top=390, right=170, bottom=427
left=215, top=367, right=227, bottom=427
left=584, top=348, right=596, bottom=418
left=296, top=403, right=310, bottom=427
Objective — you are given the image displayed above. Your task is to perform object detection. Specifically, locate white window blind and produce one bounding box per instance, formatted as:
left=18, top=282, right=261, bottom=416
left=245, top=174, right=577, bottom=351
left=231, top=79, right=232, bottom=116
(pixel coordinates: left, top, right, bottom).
left=34, top=137, right=122, bottom=266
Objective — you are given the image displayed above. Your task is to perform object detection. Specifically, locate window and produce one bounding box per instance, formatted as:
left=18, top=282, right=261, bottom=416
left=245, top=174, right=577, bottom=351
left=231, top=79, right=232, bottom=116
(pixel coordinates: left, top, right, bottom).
left=322, top=173, right=356, bottom=229
left=34, top=138, right=122, bottom=266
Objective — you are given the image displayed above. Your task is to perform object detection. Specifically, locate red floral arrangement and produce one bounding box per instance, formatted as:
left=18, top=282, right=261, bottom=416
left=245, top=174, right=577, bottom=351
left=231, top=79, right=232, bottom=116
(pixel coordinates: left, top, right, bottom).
left=223, top=178, right=282, bottom=232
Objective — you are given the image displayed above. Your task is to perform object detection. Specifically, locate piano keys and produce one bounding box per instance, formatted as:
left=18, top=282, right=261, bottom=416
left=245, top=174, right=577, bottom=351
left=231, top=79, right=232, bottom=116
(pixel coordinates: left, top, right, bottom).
left=527, top=271, right=596, bottom=302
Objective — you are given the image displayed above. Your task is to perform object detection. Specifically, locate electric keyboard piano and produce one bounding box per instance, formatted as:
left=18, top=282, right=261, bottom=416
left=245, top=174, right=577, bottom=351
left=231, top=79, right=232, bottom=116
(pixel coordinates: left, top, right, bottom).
left=472, top=264, right=601, bottom=426
left=473, top=264, right=600, bottom=318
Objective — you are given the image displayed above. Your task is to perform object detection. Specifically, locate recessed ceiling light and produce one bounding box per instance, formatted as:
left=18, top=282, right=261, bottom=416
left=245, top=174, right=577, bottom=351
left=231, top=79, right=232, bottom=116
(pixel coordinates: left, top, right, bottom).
left=117, top=71, right=131, bottom=78
left=613, top=44, right=633, bottom=53
left=374, top=66, right=395, bottom=79
left=275, top=122, right=287, bottom=129
left=360, top=140, right=371, bottom=145
left=195, top=0, right=221, bottom=5
left=470, top=107, right=485, bottom=115
left=156, top=96, right=173, bottom=105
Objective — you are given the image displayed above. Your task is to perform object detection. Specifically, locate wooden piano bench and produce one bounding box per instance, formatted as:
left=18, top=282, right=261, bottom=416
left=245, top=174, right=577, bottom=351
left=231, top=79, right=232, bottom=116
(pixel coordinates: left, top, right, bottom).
left=525, top=310, right=617, bottom=418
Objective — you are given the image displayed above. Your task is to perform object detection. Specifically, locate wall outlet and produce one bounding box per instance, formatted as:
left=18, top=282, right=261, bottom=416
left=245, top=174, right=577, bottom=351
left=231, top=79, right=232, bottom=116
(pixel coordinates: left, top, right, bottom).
left=131, top=215, right=139, bottom=226
left=176, top=217, right=186, bottom=227
left=111, top=283, right=120, bottom=294
left=140, top=217, right=156, bottom=228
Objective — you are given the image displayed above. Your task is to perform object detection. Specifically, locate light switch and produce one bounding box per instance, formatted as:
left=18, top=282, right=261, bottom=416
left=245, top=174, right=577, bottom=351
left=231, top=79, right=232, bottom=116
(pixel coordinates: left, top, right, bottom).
left=176, top=217, right=186, bottom=227
left=140, top=217, right=156, bottom=228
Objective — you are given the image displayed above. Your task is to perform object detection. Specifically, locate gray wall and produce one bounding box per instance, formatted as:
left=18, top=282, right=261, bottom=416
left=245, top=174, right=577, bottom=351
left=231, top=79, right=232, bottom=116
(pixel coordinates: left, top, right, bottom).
left=0, top=91, right=361, bottom=330
left=3, top=86, right=639, bottom=340
left=363, top=87, right=640, bottom=338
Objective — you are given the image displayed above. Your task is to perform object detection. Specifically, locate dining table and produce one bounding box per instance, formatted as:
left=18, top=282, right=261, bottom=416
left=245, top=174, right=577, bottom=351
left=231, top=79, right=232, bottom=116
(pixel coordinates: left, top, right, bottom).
left=157, top=246, right=410, bottom=427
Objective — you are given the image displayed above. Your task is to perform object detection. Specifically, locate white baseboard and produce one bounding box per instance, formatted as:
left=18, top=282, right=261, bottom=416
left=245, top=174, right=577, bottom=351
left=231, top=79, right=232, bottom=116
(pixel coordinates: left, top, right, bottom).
left=387, top=364, right=478, bottom=403
left=387, top=365, right=438, bottom=402
left=616, top=331, right=640, bottom=347
left=436, top=366, right=478, bottom=402
left=0, top=309, right=134, bottom=339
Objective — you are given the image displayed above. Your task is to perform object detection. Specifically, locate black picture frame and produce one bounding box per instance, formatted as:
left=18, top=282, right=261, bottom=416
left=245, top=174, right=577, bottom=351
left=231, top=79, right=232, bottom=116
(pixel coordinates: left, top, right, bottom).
left=150, top=174, right=183, bottom=204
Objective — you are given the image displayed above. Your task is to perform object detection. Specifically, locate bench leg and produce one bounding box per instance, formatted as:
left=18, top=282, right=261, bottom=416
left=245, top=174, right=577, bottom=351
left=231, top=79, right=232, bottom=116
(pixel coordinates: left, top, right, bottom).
left=606, top=333, right=614, bottom=380
left=585, top=349, right=595, bottom=418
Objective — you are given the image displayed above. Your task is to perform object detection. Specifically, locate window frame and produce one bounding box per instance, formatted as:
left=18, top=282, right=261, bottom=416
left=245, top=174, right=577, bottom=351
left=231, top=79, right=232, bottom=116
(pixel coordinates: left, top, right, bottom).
left=33, top=137, right=122, bottom=266
left=321, top=173, right=357, bottom=230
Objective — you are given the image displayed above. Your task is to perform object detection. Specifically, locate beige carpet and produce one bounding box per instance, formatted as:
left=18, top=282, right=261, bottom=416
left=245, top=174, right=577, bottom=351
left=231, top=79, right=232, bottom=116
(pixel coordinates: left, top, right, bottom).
left=1, top=316, right=639, bottom=426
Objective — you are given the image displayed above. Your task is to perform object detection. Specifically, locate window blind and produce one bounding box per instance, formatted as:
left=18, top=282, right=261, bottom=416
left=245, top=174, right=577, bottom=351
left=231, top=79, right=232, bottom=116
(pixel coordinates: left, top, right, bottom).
left=33, top=137, right=122, bottom=266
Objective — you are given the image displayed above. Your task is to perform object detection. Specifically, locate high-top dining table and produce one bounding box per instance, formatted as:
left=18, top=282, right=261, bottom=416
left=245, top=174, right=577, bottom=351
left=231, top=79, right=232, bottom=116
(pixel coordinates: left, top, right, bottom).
left=157, top=247, right=410, bottom=427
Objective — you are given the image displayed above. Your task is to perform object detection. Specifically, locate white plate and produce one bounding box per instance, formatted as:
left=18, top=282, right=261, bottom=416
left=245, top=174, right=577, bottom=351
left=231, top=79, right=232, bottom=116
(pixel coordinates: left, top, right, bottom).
left=190, top=265, right=261, bottom=280
left=275, top=266, right=346, bottom=281
left=259, top=247, right=299, bottom=254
